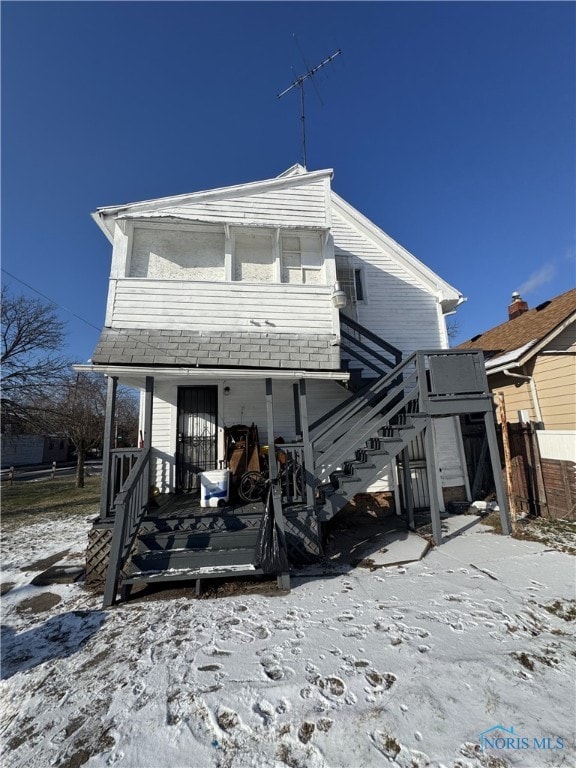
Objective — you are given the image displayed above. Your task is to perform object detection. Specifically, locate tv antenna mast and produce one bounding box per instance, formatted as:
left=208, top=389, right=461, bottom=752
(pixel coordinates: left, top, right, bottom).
left=278, top=47, right=341, bottom=168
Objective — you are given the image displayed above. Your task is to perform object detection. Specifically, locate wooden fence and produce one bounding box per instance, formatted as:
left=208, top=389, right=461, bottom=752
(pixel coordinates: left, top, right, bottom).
left=461, top=417, right=575, bottom=521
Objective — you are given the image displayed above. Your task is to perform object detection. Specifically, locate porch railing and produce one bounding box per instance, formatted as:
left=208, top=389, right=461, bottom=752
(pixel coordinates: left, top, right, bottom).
left=106, top=448, right=142, bottom=519
left=279, top=442, right=307, bottom=505
left=103, top=447, right=150, bottom=607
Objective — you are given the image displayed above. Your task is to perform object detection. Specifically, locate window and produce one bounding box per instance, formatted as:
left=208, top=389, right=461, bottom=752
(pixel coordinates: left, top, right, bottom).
left=234, top=231, right=274, bottom=282
left=354, top=269, right=365, bottom=302
left=335, top=254, right=367, bottom=304
left=129, top=224, right=226, bottom=280
left=281, top=234, right=322, bottom=284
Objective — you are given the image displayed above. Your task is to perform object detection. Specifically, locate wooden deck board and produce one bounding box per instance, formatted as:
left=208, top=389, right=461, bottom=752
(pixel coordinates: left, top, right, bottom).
left=145, top=492, right=266, bottom=521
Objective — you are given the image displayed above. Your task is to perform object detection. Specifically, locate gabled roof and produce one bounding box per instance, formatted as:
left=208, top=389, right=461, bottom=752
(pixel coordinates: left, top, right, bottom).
left=92, top=167, right=333, bottom=241
left=458, top=287, right=576, bottom=372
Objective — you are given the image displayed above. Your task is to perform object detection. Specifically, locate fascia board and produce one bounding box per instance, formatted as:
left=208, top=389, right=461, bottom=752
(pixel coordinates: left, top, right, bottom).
left=73, top=363, right=349, bottom=382
left=91, top=211, right=115, bottom=244
left=515, top=312, right=576, bottom=367
left=94, top=169, right=334, bottom=218
left=331, top=191, right=463, bottom=305
left=118, top=214, right=330, bottom=233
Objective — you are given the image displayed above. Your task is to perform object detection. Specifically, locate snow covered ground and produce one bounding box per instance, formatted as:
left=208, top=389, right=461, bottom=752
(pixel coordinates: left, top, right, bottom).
left=1, top=511, right=575, bottom=768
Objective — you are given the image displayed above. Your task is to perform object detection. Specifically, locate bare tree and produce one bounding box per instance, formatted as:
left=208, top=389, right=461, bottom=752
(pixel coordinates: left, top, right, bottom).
left=28, top=373, right=107, bottom=487
left=446, top=316, right=461, bottom=345
left=1, top=287, right=70, bottom=429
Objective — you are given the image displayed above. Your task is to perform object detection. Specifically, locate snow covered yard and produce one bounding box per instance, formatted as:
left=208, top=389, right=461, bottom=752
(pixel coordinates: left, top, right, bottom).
left=1, top=511, right=575, bottom=768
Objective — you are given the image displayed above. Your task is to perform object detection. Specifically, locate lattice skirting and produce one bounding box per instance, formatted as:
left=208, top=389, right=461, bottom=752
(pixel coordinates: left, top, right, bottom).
left=284, top=510, right=322, bottom=564
left=85, top=526, right=113, bottom=588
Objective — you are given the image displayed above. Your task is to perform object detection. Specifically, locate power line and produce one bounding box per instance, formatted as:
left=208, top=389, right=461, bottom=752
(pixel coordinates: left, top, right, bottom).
left=1, top=268, right=102, bottom=332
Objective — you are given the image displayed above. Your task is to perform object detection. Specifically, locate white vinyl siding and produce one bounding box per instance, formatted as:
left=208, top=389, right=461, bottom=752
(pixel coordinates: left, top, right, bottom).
left=124, top=178, right=329, bottom=229
left=331, top=210, right=445, bottom=354
left=109, top=279, right=335, bottom=334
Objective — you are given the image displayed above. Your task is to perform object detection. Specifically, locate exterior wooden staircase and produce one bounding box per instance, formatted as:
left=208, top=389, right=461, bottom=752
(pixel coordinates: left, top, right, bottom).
left=99, top=315, right=511, bottom=607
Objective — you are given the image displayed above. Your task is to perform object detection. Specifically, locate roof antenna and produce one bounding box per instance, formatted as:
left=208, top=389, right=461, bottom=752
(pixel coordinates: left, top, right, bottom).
left=277, top=43, right=341, bottom=168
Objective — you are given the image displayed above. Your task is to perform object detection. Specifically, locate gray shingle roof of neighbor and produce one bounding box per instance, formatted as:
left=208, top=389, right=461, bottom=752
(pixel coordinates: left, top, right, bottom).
left=91, top=328, right=341, bottom=370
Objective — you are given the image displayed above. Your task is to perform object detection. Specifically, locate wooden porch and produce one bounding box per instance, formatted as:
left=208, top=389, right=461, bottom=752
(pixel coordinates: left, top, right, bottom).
left=92, top=324, right=513, bottom=607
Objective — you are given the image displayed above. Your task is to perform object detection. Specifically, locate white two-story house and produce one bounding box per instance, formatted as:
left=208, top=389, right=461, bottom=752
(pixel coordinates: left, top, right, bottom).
left=79, top=164, right=510, bottom=606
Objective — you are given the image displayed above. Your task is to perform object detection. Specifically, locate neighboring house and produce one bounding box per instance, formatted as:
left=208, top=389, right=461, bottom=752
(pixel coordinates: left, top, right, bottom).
left=458, top=288, right=576, bottom=462
left=458, top=288, right=576, bottom=520
left=78, top=165, right=510, bottom=605
left=1, top=433, right=70, bottom=468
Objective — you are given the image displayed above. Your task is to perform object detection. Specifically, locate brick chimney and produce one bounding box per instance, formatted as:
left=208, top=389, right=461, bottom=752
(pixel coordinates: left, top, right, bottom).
left=509, top=291, right=529, bottom=320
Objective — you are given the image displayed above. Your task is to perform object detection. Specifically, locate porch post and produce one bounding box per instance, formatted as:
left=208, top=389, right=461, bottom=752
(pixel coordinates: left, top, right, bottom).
left=401, top=447, right=415, bottom=529
left=293, top=382, right=301, bottom=436
left=298, top=379, right=315, bottom=509
left=483, top=409, right=512, bottom=535
left=100, top=375, right=118, bottom=519
left=266, top=378, right=290, bottom=590
left=424, top=419, right=443, bottom=545
left=143, top=376, right=154, bottom=494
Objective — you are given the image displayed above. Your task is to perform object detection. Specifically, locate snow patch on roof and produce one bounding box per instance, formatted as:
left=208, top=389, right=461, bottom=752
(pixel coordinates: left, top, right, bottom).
left=485, top=339, right=537, bottom=370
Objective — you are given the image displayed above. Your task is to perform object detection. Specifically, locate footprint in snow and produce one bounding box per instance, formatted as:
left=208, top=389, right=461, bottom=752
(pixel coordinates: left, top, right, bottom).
left=316, top=717, right=333, bottom=732
left=260, top=655, right=292, bottom=681
left=316, top=676, right=346, bottom=700
left=418, top=645, right=431, bottom=653
left=298, top=721, right=316, bottom=743
left=216, top=706, right=239, bottom=731
left=365, top=670, right=396, bottom=690
left=253, top=699, right=275, bottom=725
left=371, top=732, right=431, bottom=766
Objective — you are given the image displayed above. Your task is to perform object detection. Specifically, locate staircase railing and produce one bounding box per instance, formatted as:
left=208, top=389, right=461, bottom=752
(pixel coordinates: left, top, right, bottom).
left=339, top=314, right=402, bottom=376
left=313, top=357, right=422, bottom=482
left=312, top=348, right=493, bottom=488
left=311, top=352, right=418, bottom=447
left=103, top=447, right=151, bottom=607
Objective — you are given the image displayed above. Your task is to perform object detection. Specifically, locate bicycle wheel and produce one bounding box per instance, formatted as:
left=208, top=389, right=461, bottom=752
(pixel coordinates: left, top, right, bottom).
left=238, top=471, right=268, bottom=502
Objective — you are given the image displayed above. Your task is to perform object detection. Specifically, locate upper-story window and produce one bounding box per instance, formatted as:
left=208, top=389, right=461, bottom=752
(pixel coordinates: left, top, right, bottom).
left=233, top=230, right=274, bottom=282
left=126, top=222, right=325, bottom=284
left=129, top=224, right=225, bottom=280
left=281, top=234, right=322, bottom=284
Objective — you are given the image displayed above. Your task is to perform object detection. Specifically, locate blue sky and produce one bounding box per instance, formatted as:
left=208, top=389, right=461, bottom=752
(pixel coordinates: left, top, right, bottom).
left=2, top=1, right=575, bottom=362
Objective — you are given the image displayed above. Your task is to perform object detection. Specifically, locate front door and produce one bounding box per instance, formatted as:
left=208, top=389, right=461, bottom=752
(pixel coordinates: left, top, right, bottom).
left=176, top=386, right=218, bottom=491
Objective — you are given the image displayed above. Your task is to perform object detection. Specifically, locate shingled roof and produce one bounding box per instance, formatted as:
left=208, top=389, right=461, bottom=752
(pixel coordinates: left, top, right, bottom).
left=458, top=287, right=576, bottom=368
left=91, top=328, right=341, bottom=371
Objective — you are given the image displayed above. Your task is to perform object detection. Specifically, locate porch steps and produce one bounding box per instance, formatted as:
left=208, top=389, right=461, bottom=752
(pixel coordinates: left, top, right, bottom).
left=127, top=545, right=258, bottom=575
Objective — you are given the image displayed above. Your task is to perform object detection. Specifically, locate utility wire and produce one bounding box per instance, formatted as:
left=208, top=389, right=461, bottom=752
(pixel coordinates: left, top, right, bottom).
left=1, top=267, right=242, bottom=370
left=1, top=267, right=102, bottom=332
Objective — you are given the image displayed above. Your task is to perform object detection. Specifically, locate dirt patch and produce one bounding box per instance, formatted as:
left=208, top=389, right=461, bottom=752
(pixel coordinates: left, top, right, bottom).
left=484, top=513, right=576, bottom=555
left=541, top=599, right=576, bottom=621
left=1, top=581, right=16, bottom=596
left=16, top=591, right=62, bottom=615
left=123, top=574, right=283, bottom=604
